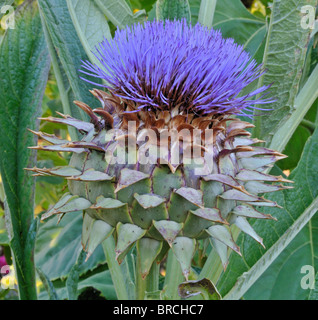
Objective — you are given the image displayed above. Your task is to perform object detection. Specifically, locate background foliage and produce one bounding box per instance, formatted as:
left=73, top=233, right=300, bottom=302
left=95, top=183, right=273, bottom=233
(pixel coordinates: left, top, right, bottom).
left=0, top=0, right=317, bottom=300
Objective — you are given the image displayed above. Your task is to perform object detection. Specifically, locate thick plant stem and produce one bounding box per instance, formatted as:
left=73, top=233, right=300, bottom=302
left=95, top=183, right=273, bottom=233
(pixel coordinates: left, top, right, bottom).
left=14, top=266, right=37, bottom=300
left=163, top=251, right=184, bottom=300
left=199, top=250, right=224, bottom=284
left=6, top=217, right=39, bottom=300
left=102, top=237, right=128, bottom=300
left=136, top=257, right=147, bottom=300
left=136, top=260, right=160, bottom=300
left=147, top=262, right=160, bottom=294
left=145, top=262, right=161, bottom=300
left=301, top=119, right=317, bottom=132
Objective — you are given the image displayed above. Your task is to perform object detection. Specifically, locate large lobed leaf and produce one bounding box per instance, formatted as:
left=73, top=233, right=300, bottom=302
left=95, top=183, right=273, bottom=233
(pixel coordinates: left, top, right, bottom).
left=67, top=0, right=112, bottom=65
left=37, top=0, right=103, bottom=123
left=213, top=0, right=265, bottom=47
left=38, top=269, right=116, bottom=300
left=37, top=0, right=147, bottom=139
left=35, top=213, right=115, bottom=300
left=245, top=212, right=318, bottom=299
left=94, top=0, right=146, bottom=29
left=0, top=0, right=51, bottom=299
left=35, top=213, right=106, bottom=281
left=253, top=0, right=317, bottom=143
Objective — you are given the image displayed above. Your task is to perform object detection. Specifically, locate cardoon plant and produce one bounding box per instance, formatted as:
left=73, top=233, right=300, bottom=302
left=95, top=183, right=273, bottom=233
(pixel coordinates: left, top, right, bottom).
left=30, top=19, right=292, bottom=299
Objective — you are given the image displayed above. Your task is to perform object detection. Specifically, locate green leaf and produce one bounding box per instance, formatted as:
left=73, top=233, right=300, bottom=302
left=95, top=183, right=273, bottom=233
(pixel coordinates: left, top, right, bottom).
left=253, top=0, right=317, bottom=143
left=178, top=278, right=221, bottom=300
left=309, top=272, right=318, bottom=300
left=66, top=249, right=86, bottom=300
left=75, top=269, right=116, bottom=300
left=156, top=0, right=191, bottom=22
left=66, top=0, right=112, bottom=66
left=304, top=97, right=318, bottom=124
left=94, top=0, right=146, bottom=28
left=278, top=126, right=311, bottom=171
left=35, top=213, right=106, bottom=281
left=0, top=0, right=13, bottom=6
left=36, top=267, right=59, bottom=300
left=245, top=214, right=318, bottom=299
left=130, top=0, right=156, bottom=12
left=217, top=126, right=318, bottom=299
left=0, top=0, right=51, bottom=300
left=213, top=0, right=265, bottom=47
left=163, top=250, right=184, bottom=300
left=188, top=0, right=200, bottom=24
left=38, top=268, right=116, bottom=300
left=0, top=212, right=9, bottom=245
left=269, top=64, right=318, bottom=153
left=198, top=0, right=217, bottom=28
left=136, top=238, right=162, bottom=279
left=102, top=236, right=130, bottom=300
left=0, top=230, right=9, bottom=246
left=38, top=0, right=103, bottom=126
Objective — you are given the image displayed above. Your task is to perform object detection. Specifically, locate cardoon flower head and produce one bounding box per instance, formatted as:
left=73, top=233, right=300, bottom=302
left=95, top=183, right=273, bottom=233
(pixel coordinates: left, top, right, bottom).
left=81, top=19, right=272, bottom=118
left=32, top=19, right=292, bottom=283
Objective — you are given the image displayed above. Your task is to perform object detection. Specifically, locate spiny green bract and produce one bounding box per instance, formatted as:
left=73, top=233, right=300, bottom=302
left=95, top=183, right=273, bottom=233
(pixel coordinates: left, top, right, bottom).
left=29, top=90, right=292, bottom=280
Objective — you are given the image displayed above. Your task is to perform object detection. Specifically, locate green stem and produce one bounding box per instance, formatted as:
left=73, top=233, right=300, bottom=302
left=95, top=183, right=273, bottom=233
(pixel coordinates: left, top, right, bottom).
left=198, top=0, right=217, bottom=28
left=144, top=262, right=161, bottom=300
left=163, top=251, right=184, bottom=300
left=136, top=257, right=147, bottom=300
left=146, top=262, right=160, bottom=293
left=136, top=256, right=160, bottom=300
left=199, top=250, right=223, bottom=284
left=102, top=237, right=129, bottom=300
left=301, top=119, right=317, bottom=132
left=12, top=218, right=39, bottom=300
left=14, top=267, right=37, bottom=300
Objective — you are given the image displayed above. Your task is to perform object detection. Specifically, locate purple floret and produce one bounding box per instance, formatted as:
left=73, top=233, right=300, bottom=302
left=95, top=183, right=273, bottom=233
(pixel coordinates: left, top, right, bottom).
left=80, top=19, right=273, bottom=116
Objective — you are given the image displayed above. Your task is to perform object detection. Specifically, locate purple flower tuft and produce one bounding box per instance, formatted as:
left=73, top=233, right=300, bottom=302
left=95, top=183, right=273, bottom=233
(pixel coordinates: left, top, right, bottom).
left=81, top=19, right=273, bottom=116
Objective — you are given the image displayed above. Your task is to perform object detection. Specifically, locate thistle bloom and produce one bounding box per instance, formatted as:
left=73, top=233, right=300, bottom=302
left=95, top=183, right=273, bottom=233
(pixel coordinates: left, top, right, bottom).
left=32, top=19, right=292, bottom=283
left=81, top=19, right=272, bottom=118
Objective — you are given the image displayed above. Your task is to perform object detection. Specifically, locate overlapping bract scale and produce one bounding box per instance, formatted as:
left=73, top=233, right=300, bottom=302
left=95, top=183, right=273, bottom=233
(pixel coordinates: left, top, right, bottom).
left=30, top=90, right=292, bottom=280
